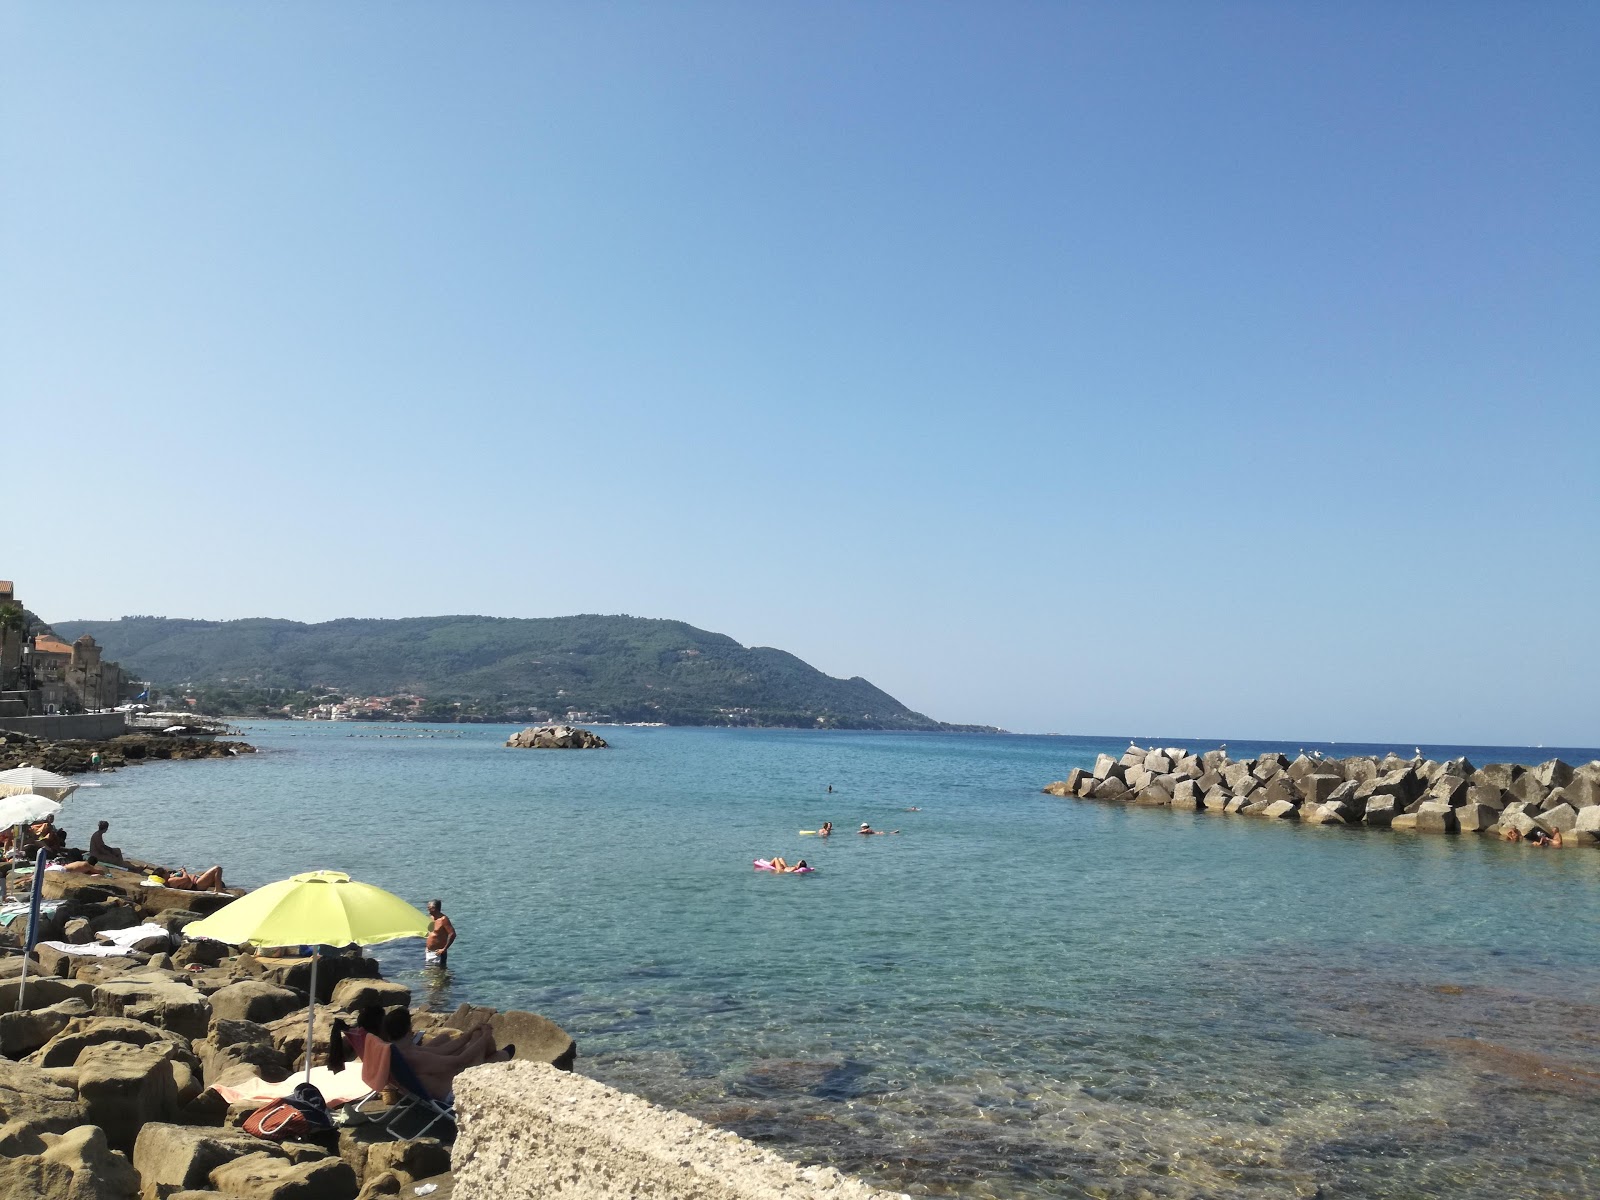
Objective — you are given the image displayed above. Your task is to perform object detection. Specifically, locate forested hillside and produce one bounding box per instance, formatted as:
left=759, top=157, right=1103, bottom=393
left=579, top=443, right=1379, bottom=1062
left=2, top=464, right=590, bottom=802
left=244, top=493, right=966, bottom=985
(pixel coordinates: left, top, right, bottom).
left=52, top=614, right=988, bottom=730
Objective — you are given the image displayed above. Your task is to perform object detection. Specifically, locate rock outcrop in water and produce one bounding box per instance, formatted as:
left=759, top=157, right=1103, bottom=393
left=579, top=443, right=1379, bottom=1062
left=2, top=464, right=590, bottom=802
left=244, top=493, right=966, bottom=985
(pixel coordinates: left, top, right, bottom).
left=0, top=731, right=255, bottom=775
left=1045, top=747, right=1600, bottom=844
left=505, top=724, right=608, bottom=750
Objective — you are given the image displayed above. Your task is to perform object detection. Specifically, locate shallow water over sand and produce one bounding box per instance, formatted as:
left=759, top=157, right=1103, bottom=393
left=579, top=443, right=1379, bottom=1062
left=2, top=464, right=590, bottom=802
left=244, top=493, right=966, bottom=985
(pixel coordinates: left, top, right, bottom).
left=81, top=724, right=1600, bottom=1198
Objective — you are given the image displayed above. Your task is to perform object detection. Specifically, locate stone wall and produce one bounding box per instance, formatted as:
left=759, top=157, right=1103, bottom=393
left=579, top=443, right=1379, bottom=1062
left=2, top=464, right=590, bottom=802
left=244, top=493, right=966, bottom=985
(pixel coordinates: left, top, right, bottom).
left=452, top=1061, right=898, bottom=1200
left=1045, top=746, right=1600, bottom=843
left=0, top=711, right=128, bottom=740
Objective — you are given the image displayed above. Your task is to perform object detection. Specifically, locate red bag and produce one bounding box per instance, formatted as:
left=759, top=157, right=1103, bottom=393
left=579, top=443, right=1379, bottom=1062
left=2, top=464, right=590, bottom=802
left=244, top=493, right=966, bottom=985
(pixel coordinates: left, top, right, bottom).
left=242, top=1082, right=331, bottom=1141
left=243, top=1099, right=316, bottom=1140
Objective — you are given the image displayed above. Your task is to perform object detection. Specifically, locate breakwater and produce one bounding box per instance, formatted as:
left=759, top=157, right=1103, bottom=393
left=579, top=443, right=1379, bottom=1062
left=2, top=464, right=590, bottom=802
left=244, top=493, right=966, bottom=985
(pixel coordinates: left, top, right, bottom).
left=0, top=730, right=255, bottom=774
left=1046, top=745, right=1600, bottom=840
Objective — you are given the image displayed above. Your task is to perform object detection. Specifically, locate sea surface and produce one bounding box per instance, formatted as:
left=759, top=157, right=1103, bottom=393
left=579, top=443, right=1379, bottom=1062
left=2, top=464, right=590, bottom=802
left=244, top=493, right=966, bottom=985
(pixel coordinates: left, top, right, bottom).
left=76, top=723, right=1600, bottom=1199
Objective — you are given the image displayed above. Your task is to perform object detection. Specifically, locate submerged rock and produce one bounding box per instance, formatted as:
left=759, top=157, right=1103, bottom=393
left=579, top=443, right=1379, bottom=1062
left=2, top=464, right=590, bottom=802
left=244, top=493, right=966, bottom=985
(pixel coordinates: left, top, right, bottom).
left=505, top=724, right=609, bottom=750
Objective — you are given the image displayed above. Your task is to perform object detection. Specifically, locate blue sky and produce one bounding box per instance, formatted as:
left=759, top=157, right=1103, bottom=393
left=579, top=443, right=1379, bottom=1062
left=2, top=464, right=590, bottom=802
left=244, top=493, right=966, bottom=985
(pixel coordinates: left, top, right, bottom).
left=3, top=3, right=1596, bottom=744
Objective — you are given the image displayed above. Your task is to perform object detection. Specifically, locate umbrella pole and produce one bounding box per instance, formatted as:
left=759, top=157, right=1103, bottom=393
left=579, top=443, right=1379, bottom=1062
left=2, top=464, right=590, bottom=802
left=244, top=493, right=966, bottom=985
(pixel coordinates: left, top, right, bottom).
left=305, top=946, right=319, bottom=1081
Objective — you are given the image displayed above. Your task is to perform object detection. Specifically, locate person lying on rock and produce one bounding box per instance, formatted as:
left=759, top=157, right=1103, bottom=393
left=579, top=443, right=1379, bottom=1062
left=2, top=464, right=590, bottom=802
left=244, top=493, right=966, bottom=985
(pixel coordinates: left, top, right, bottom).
left=61, top=855, right=105, bottom=875
left=161, top=864, right=226, bottom=891
left=329, top=1005, right=510, bottom=1102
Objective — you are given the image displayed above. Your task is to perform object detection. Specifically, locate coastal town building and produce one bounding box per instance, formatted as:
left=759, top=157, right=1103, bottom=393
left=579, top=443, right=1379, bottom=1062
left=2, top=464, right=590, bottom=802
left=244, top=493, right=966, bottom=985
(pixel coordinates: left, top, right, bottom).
left=0, top=578, right=134, bottom=716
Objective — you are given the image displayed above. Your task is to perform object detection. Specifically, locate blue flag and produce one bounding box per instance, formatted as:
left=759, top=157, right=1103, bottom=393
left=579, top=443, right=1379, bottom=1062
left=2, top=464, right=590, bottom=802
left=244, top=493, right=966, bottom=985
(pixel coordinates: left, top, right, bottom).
left=23, top=848, right=46, bottom=954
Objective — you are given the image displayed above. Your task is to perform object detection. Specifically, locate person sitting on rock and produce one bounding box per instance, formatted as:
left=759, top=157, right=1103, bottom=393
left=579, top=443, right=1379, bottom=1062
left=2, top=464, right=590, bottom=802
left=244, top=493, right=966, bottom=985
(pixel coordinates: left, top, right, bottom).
left=163, top=865, right=226, bottom=891
left=88, top=821, right=125, bottom=867
left=62, top=855, right=105, bottom=875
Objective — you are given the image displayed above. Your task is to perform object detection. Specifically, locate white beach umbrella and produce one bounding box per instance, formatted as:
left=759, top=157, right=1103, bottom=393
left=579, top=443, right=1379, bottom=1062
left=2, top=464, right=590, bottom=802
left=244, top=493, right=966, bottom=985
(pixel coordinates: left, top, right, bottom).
left=0, top=794, right=61, bottom=827
left=0, top=767, right=79, bottom=802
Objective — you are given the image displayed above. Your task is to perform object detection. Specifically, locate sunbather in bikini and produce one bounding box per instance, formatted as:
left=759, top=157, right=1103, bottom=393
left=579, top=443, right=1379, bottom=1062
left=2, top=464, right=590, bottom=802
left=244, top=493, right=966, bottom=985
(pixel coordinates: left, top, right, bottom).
left=163, top=865, right=226, bottom=891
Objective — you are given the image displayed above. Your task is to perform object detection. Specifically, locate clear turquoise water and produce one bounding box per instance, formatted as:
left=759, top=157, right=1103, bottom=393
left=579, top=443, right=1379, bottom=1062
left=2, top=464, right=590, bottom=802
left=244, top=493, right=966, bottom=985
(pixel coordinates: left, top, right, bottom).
left=76, top=724, right=1600, bottom=1199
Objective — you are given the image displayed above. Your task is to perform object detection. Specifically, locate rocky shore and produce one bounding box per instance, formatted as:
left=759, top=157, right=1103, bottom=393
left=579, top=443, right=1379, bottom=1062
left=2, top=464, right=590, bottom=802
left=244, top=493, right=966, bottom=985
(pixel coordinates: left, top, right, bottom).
left=0, top=731, right=256, bottom=775
left=0, top=862, right=575, bottom=1199
left=1046, top=746, right=1600, bottom=841
left=2, top=864, right=897, bottom=1200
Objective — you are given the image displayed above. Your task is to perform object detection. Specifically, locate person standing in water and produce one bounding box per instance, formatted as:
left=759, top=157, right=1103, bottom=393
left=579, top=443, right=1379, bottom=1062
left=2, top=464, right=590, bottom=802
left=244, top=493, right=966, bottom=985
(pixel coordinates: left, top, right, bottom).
left=425, top=899, right=456, bottom=969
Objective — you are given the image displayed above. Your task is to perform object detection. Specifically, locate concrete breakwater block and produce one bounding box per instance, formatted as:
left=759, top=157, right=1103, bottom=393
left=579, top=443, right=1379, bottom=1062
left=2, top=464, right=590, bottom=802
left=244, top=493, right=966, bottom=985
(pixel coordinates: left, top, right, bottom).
left=452, top=1060, right=903, bottom=1199
left=1045, top=749, right=1600, bottom=845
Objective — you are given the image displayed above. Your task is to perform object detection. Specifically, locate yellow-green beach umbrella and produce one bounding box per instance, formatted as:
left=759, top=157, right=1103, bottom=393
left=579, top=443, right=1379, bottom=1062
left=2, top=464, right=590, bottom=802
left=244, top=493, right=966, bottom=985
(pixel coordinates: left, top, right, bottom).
left=186, top=870, right=429, bottom=1078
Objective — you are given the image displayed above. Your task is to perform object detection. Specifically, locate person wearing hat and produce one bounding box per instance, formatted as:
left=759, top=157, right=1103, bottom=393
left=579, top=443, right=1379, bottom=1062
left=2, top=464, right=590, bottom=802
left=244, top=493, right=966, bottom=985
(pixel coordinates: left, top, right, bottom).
left=857, top=823, right=898, bottom=835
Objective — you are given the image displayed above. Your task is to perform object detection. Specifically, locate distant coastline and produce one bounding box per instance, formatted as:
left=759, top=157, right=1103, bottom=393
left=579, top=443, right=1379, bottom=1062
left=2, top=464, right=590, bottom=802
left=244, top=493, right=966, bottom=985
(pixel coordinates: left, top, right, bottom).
left=50, top=612, right=999, bottom=733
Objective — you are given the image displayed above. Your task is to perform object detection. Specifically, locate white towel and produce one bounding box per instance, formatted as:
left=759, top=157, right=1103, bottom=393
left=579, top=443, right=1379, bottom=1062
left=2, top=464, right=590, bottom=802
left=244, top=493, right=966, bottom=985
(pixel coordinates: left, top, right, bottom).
left=35, top=940, right=129, bottom=957
left=96, top=923, right=170, bottom=949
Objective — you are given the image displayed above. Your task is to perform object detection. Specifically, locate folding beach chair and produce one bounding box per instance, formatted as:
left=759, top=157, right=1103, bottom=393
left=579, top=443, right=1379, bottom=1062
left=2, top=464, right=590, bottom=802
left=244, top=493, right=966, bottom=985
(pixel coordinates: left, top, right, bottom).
left=373, top=1045, right=456, bottom=1140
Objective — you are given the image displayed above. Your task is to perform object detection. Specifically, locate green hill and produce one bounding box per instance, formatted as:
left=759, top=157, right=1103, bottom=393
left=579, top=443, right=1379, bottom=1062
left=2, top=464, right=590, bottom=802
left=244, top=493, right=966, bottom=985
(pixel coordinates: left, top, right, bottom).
left=50, top=614, right=990, bottom=731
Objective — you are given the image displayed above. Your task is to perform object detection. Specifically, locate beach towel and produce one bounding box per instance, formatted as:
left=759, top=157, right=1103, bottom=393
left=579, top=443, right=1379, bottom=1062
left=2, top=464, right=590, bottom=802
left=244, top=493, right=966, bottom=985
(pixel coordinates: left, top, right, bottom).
left=35, top=940, right=129, bottom=958
left=95, top=923, right=171, bottom=949
left=212, top=1064, right=374, bottom=1108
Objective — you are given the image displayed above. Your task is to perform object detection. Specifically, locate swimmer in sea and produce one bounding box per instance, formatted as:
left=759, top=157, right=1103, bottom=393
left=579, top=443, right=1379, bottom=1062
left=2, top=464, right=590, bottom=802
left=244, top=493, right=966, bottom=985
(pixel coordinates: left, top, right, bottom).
left=818, top=822, right=833, bottom=837
left=858, top=823, right=899, bottom=836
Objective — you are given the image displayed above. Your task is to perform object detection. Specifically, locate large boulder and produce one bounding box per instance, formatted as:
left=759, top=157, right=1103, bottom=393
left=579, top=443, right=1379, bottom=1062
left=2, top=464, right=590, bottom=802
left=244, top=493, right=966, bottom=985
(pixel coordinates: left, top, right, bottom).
left=1122, top=765, right=1152, bottom=792
left=1538, top=803, right=1579, bottom=834
left=1343, top=757, right=1380, bottom=785
left=504, top=724, right=608, bottom=750
left=1261, top=799, right=1300, bottom=820
left=0, top=1123, right=139, bottom=1200
left=133, top=1123, right=283, bottom=1196
left=329, top=978, right=412, bottom=1015
left=94, top=979, right=211, bottom=1042
left=1297, top=774, right=1344, bottom=806
left=362, top=1138, right=452, bottom=1189
left=29, top=1016, right=193, bottom=1070
left=1466, top=784, right=1505, bottom=812
left=1363, top=796, right=1399, bottom=827
left=1507, top=774, right=1550, bottom=808
left=1456, top=803, right=1499, bottom=833
left=1091, top=754, right=1122, bottom=781
left=1534, top=759, right=1575, bottom=790
left=263, top=1008, right=338, bottom=1070
left=210, top=1151, right=358, bottom=1199
left=0, top=1057, right=84, bottom=1156
left=194, top=1020, right=291, bottom=1088
left=1171, top=779, right=1202, bottom=811
left=440, top=1005, right=577, bottom=1071
left=256, top=954, right=379, bottom=1004
left=1414, top=803, right=1458, bottom=834
left=1202, top=787, right=1231, bottom=812
left=1091, top=776, right=1128, bottom=800
left=1500, top=810, right=1539, bottom=840
left=1563, top=773, right=1600, bottom=810
left=75, top=1041, right=181, bottom=1153
left=1428, top=774, right=1470, bottom=807
left=0, top=998, right=91, bottom=1059
left=1257, top=775, right=1297, bottom=809
left=208, top=981, right=305, bottom=1025
left=1222, top=762, right=1254, bottom=791
left=0, top=976, right=94, bottom=1012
